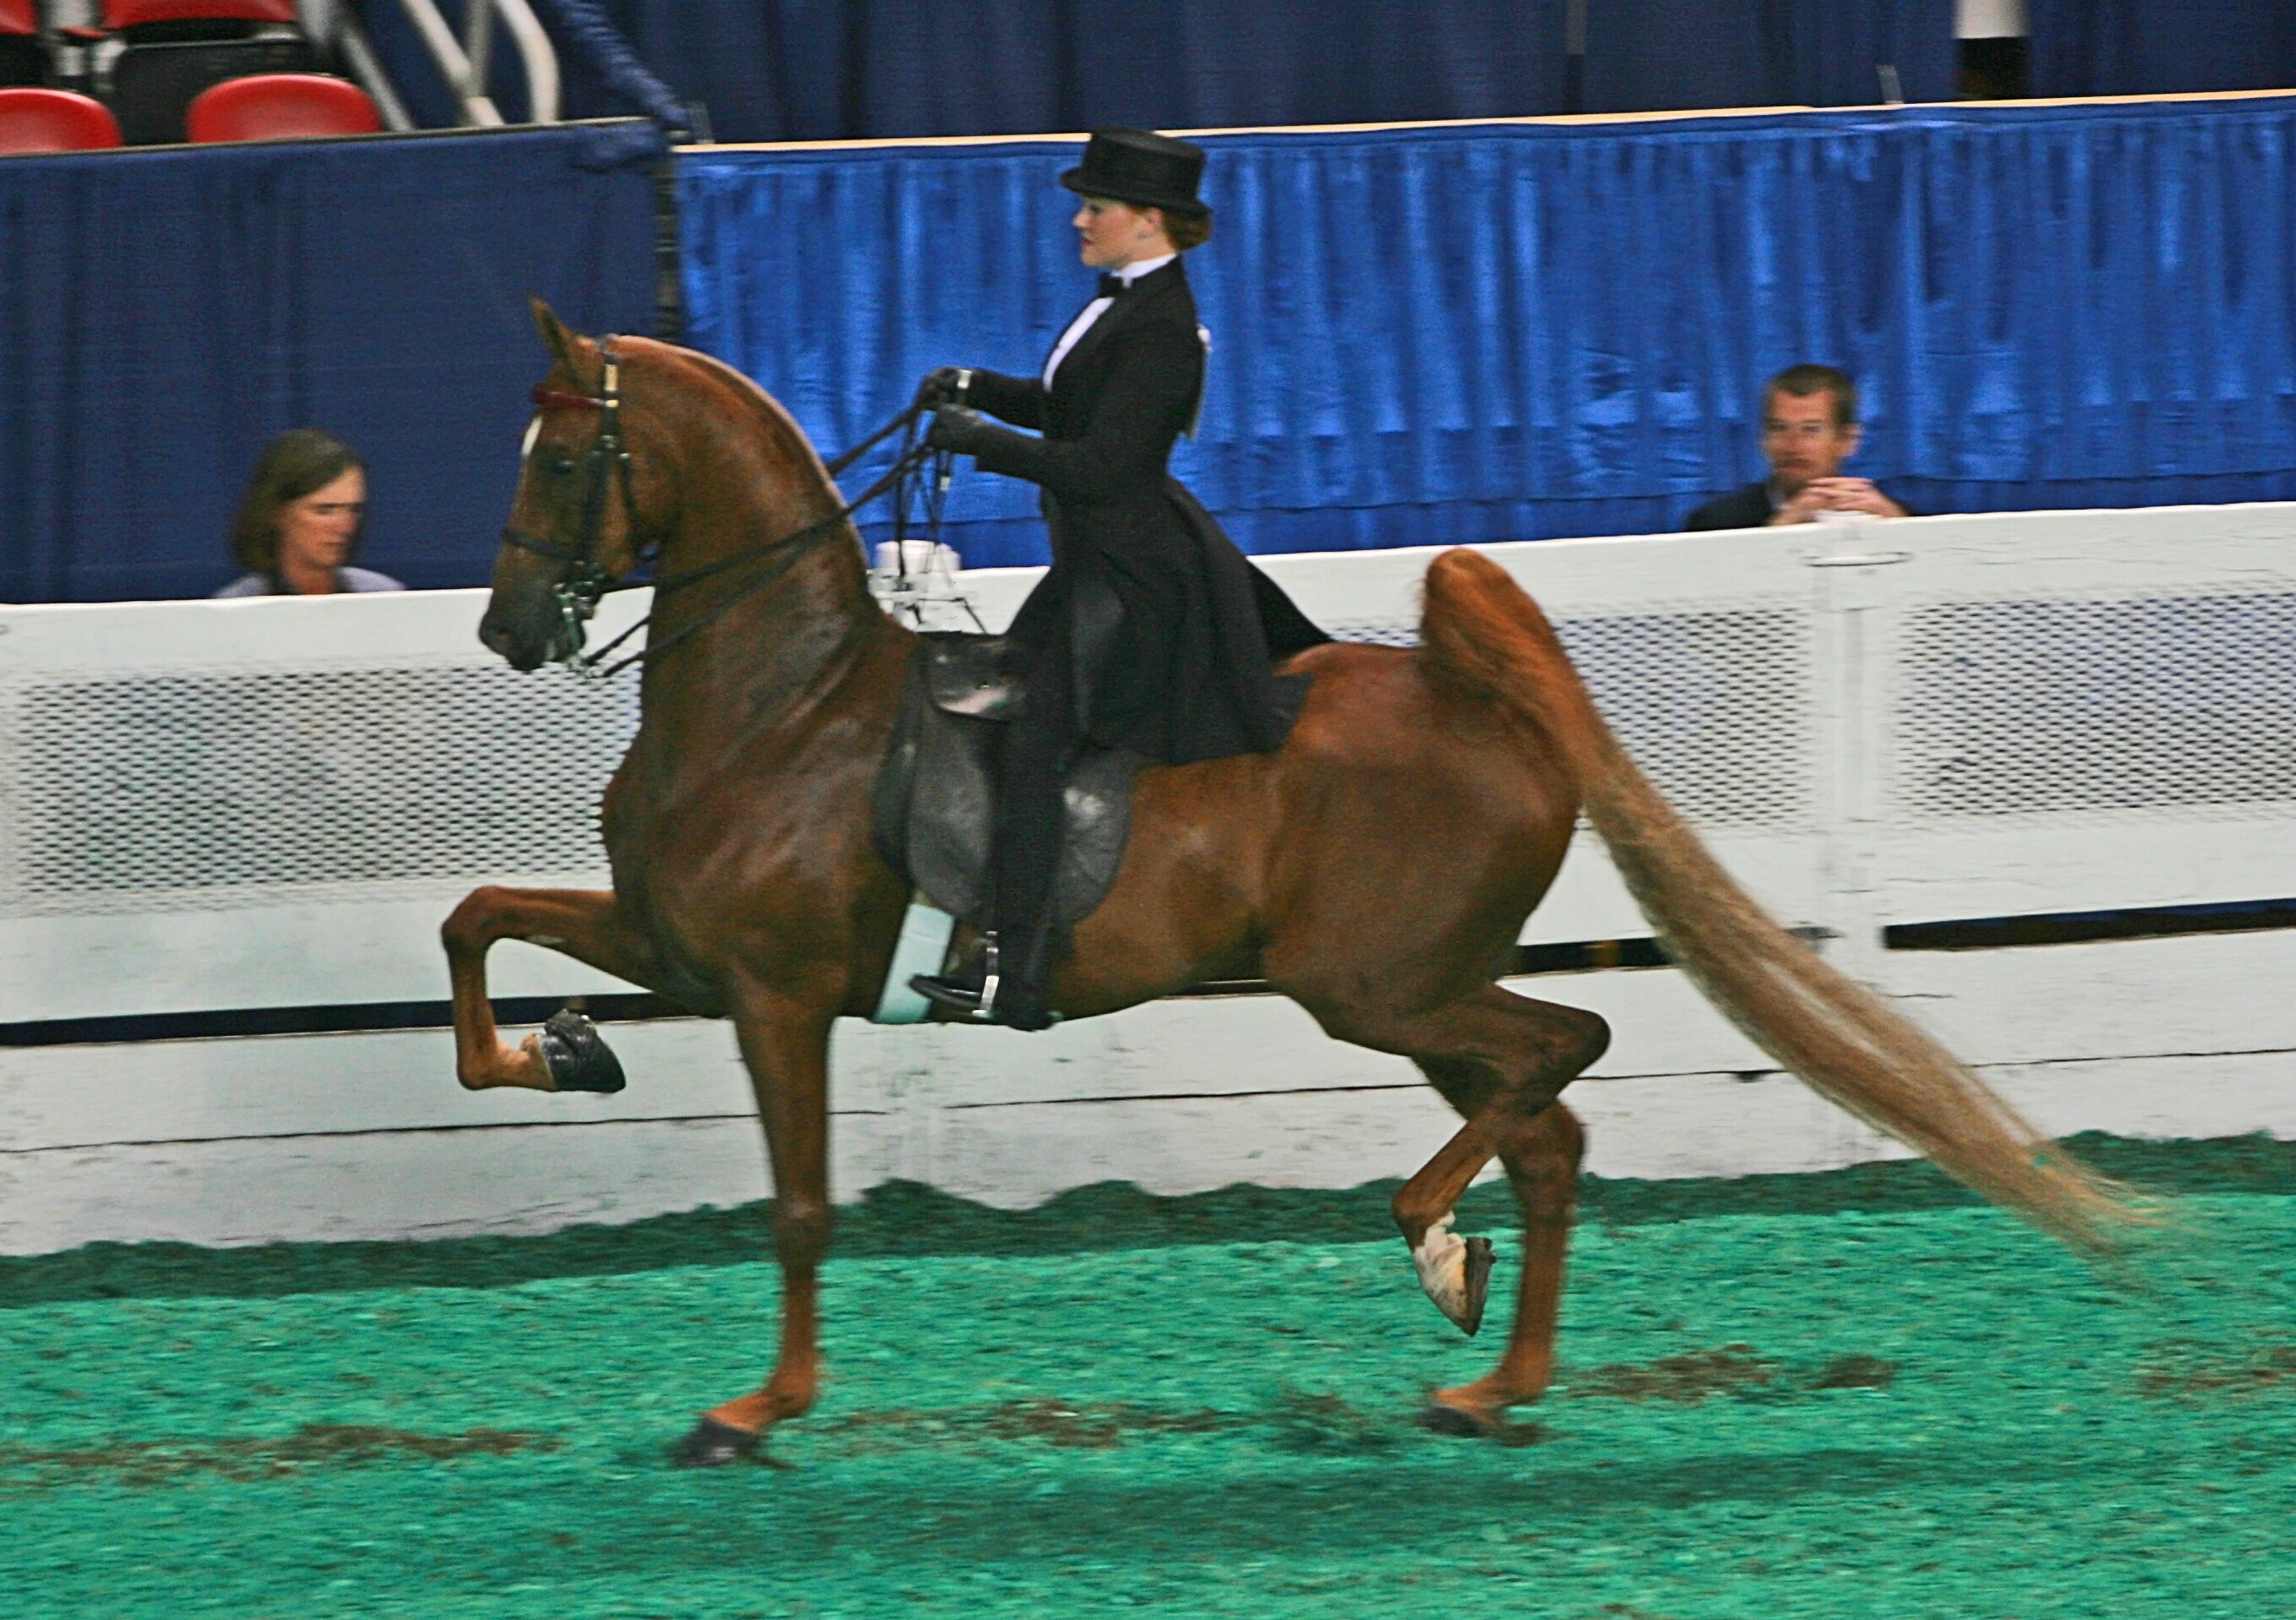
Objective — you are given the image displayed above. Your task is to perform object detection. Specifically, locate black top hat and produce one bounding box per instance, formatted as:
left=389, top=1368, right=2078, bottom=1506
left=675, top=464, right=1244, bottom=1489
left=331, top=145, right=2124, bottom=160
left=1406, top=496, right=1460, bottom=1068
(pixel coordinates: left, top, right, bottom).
left=1060, top=128, right=1209, bottom=217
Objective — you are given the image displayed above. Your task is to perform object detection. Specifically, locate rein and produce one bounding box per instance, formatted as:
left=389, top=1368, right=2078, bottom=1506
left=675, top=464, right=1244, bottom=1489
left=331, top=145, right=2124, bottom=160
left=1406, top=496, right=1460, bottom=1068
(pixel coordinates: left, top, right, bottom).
left=504, top=338, right=940, bottom=680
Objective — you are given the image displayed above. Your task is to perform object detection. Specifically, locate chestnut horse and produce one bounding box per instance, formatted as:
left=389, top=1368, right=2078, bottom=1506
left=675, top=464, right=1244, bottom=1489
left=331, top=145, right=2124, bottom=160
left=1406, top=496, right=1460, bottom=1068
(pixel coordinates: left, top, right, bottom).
left=447, top=305, right=2143, bottom=1466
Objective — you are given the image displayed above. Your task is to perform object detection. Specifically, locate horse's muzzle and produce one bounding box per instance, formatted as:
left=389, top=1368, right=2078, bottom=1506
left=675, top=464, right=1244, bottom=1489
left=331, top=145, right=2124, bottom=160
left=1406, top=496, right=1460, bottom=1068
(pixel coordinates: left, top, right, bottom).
left=478, top=601, right=557, bottom=672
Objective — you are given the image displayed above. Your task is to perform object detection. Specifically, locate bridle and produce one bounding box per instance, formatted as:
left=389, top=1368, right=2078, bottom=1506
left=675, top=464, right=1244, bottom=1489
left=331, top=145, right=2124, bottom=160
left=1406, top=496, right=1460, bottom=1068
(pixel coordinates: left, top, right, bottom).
left=503, top=341, right=644, bottom=663
left=503, top=335, right=941, bottom=680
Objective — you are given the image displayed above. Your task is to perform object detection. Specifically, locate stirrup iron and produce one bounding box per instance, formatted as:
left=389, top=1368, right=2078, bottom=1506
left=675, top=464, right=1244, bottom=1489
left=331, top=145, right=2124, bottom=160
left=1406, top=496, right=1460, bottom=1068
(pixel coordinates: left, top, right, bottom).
left=976, top=931, right=1001, bottom=1017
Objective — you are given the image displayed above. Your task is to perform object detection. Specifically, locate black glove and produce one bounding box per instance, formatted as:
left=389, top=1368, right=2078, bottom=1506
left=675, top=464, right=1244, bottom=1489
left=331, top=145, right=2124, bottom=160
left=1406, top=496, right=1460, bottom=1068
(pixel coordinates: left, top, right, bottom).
left=913, top=366, right=967, bottom=409
left=925, top=404, right=1000, bottom=456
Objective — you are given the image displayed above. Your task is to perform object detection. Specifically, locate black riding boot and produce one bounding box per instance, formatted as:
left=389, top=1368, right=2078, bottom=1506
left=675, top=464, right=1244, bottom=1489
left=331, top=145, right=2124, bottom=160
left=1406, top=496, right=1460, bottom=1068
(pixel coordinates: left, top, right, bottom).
left=910, top=633, right=1074, bottom=1032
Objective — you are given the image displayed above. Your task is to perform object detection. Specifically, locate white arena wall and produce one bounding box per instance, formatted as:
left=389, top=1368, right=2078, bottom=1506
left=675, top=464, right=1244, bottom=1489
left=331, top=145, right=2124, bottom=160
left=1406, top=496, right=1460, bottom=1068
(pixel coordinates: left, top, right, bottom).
left=3, top=504, right=2293, bottom=1254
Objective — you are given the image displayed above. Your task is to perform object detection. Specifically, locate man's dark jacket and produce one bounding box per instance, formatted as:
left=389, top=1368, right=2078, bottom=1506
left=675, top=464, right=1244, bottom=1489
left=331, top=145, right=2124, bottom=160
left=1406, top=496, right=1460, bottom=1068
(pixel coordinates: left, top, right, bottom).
left=1686, top=482, right=1777, bottom=532
left=959, top=259, right=1326, bottom=764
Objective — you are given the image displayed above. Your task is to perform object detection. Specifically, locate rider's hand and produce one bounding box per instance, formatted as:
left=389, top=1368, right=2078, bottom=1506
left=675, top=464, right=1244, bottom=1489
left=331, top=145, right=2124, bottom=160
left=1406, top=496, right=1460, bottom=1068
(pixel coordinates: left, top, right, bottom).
left=913, top=367, right=967, bottom=408
left=926, top=404, right=998, bottom=455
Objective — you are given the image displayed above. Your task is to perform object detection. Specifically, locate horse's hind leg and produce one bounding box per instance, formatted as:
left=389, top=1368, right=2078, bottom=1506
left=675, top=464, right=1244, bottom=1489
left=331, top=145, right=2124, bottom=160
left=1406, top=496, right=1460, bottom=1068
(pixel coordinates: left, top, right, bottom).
left=1421, top=1099, right=1584, bottom=1435
left=1371, top=985, right=1604, bottom=1271
left=1306, top=984, right=1605, bottom=1422
left=441, top=886, right=664, bottom=1092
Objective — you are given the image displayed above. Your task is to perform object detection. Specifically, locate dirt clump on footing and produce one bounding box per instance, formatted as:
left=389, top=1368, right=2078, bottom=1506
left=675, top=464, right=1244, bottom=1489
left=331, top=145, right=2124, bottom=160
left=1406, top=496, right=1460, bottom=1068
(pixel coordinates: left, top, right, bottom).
left=1568, top=1345, right=1781, bottom=1403
left=0, top=1423, right=559, bottom=1488
left=817, top=1399, right=1237, bottom=1452
left=2135, top=1340, right=2296, bottom=1399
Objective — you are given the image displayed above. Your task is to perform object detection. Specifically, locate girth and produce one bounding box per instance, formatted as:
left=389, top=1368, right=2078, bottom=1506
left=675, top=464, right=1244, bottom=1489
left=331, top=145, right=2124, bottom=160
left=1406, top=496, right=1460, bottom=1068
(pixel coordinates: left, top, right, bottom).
left=873, top=633, right=1148, bottom=929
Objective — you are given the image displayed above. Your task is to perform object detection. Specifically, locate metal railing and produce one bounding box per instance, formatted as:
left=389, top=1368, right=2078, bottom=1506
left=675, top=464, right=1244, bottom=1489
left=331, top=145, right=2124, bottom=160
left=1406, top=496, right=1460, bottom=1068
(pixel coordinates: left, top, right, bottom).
left=387, top=0, right=559, bottom=126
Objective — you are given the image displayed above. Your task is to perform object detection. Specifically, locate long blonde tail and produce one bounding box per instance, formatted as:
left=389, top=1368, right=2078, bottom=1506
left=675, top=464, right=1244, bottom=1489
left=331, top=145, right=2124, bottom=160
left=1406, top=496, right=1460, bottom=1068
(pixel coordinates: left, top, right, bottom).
left=1418, top=547, right=2150, bottom=1254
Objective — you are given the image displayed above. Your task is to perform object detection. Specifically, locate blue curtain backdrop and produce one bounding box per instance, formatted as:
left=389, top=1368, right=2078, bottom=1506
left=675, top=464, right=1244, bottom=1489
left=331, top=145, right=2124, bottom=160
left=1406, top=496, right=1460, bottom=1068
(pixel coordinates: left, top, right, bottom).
left=533, top=1, right=1953, bottom=139
left=0, top=123, right=663, bottom=603
left=542, top=1, right=1573, bottom=140
left=2030, top=2, right=2296, bottom=99
left=680, top=97, right=2296, bottom=569
left=1582, top=1, right=1955, bottom=114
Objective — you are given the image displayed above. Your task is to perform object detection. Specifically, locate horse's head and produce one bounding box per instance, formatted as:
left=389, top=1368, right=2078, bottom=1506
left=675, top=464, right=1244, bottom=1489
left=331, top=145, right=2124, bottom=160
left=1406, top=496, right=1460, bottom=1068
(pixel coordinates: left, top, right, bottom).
left=481, top=299, right=674, bottom=671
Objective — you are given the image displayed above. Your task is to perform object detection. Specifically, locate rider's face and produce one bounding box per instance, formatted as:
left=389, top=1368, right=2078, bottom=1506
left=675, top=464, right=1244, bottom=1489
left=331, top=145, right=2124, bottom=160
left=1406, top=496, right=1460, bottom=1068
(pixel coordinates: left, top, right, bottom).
left=1073, top=197, right=1170, bottom=271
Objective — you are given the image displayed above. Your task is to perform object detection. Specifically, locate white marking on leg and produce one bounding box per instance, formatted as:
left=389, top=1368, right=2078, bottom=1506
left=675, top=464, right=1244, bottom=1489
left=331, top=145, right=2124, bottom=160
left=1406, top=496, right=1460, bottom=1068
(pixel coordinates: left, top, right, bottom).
left=1411, top=1213, right=1475, bottom=1328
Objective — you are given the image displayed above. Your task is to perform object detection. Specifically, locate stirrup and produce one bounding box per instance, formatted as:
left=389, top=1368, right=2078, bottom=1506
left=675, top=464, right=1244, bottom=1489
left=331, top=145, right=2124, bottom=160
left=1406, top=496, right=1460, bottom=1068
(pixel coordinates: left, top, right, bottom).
left=909, top=934, right=1001, bottom=1021
left=979, top=930, right=1001, bottom=1012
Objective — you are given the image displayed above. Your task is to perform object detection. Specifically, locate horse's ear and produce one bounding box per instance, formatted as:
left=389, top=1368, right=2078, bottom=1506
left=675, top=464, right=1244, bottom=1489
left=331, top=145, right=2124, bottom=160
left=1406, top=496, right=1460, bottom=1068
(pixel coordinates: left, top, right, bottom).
left=530, top=296, right=582, bottom=371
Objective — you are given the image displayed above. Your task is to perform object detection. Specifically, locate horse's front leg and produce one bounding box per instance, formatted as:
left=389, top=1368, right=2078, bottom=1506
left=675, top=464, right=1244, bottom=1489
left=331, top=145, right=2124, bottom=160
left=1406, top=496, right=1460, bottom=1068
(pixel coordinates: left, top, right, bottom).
left=441, top=885, right=663, bottom=1092
left=676, top=977, right=837, bottom=1467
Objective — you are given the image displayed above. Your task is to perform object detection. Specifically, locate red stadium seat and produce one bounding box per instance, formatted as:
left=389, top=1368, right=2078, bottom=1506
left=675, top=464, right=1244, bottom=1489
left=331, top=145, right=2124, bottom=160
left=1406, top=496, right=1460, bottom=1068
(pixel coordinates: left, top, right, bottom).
left=102, top=0, right=297, bottom=26
left=0, top=88, right=124, bottom=153
left=0, top=0, right=38, bottom=34
left=185, top=73, right=380, bottom=142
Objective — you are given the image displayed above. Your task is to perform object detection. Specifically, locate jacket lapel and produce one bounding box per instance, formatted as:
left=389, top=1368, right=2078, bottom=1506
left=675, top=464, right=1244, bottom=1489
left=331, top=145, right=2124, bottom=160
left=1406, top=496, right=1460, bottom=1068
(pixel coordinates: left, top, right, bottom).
left=1045, top=261, right=1188, bottom=421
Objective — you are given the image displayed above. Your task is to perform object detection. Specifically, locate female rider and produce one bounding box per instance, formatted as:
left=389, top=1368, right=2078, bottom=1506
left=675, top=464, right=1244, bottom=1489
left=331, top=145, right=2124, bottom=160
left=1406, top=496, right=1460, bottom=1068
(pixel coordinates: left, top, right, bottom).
left=910, top=128, right=1326, bottom=1029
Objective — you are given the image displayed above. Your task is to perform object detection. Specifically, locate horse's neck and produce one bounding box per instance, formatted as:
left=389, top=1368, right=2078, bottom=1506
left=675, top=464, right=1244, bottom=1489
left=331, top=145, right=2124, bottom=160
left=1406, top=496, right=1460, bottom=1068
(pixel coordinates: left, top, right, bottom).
left=630, top=418, right=883, bottom=755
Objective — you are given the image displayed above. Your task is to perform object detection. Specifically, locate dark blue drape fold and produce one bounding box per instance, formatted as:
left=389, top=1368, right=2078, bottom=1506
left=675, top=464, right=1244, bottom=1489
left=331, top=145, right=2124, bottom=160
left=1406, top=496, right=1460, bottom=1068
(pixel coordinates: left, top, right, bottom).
left=0, top=123, right=663, bottom=603
left=680, top=98, right=2296, bottom=569
left=2030, top=2, right=2296, bottom=99
left=1582, top=0, right=1956, bottom=112
left=542, top=1, right=1953, bottom=140
left=550, top=0, right=1573, bottom=141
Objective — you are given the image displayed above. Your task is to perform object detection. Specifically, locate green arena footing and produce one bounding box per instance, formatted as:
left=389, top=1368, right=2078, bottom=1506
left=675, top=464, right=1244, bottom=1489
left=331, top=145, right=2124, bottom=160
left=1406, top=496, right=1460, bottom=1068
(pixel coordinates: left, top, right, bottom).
left=3, top=1133, right=2292, bottom=1618
left=5, top=1131, right=2289, bottom=1310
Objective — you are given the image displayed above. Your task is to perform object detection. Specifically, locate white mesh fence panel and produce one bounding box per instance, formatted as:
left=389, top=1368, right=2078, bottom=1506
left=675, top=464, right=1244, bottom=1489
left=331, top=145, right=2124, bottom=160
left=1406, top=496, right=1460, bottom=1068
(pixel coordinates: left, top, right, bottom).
left=1895, top=592, right=2296, bottom=820
left=0, top=663, right=636, bottom=916
left=0, top=600, right=1814, bottom=924
left=1328, top=606, right=1813, bottom=828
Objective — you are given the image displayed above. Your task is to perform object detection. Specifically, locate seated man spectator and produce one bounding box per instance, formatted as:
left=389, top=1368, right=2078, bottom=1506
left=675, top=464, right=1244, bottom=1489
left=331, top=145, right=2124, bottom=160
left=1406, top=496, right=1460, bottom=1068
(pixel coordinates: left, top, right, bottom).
left=1686, top=364, right=1915, bottom=531
left=213, top=428, right=403, bottom=597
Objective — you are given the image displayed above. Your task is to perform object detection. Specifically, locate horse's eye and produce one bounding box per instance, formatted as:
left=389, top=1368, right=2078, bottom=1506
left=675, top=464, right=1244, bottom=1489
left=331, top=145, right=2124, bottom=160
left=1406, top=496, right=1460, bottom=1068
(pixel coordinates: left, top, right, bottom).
left=548, top=456, right=577, bottom=477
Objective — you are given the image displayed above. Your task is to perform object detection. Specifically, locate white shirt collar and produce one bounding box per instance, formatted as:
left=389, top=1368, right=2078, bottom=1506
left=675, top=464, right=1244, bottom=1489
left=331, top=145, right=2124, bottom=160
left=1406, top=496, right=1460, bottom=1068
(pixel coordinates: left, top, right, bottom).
left=1112, top=253, right=1175, bottom=286
left=1044, top=255, right=1179, bottom=386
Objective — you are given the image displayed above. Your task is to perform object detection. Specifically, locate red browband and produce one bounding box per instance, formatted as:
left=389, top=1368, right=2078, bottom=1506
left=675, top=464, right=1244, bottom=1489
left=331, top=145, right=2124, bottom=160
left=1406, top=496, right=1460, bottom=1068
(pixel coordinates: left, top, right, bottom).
left=532, top=385, right=608, bottom=411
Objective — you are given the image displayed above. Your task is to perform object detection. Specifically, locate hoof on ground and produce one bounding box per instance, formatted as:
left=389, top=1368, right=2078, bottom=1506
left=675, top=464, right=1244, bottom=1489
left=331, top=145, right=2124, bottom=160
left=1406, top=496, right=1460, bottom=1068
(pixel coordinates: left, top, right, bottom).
left=1415, top=1399, right=1499, bottom=1439
left=672, top=1415, right=761, bottom=1469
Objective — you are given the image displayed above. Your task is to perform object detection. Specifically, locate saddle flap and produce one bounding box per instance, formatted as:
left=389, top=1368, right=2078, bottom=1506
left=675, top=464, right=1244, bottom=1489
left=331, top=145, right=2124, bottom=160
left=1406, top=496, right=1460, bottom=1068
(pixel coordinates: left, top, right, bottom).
left=925, top=632, right=1025, bottom=721
left=873, top=639, right=1146, bottom=932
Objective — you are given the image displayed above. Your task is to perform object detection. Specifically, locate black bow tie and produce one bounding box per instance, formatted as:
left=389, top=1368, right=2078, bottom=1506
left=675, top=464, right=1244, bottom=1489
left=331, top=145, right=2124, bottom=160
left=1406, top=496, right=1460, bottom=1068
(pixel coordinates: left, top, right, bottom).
left=1097, top=272, right=1129, bottom=299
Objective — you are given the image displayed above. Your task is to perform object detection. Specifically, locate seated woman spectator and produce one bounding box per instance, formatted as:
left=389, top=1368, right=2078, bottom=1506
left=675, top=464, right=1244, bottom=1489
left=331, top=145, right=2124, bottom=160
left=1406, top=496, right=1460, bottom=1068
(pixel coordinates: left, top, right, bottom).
left=212, top=429, right=403, bottom=597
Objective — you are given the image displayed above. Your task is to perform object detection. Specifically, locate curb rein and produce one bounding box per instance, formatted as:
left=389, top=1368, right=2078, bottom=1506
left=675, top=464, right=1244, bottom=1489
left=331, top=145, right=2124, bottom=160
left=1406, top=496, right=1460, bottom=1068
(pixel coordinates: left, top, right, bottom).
left=502, top=337, right=941, bottom=681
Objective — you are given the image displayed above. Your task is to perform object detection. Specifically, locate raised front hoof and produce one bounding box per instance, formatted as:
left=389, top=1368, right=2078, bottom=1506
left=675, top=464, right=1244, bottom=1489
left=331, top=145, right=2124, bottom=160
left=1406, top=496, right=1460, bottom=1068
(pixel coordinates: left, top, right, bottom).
left=672, top=1415, right=761, bottom=1469
left=1416, top=1399, right=1502, bottom=1439
left=537, top=1007, right=626, bottom=1094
